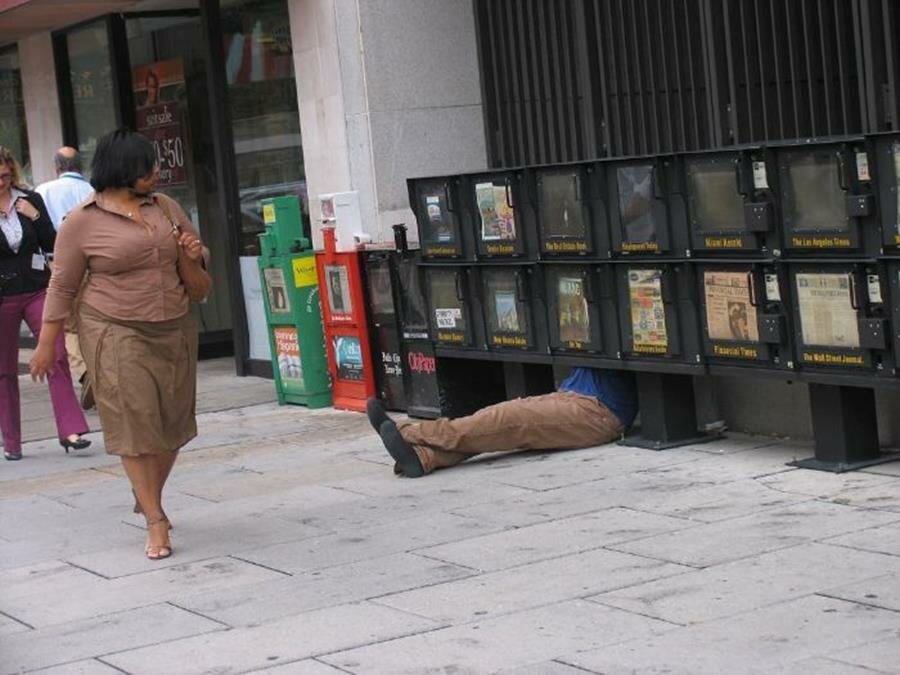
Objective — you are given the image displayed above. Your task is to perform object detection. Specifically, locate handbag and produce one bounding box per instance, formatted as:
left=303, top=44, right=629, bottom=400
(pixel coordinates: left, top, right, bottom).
left=158, top=198, right=212, bottom=302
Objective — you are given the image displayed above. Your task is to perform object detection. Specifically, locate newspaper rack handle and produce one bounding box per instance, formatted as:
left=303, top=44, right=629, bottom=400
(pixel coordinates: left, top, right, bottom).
left=455, top=269, right=466, bottom=301
left=504, top=177, right=515, bottom=208
left=849, top=272, right=860, bottom=310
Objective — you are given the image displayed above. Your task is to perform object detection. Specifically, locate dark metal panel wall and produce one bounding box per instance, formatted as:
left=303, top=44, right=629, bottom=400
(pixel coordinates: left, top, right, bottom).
left=474, top=0, right=900, bottom=168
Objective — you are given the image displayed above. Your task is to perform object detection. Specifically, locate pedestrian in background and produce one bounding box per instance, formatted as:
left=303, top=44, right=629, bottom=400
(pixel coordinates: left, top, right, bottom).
left=35, top=147, right=94, bottom=231
left=0, top=146, right=90, bottom=461
left=30, top=129, right=211, bottom=560
left=35, top=146, right=95, bottom=402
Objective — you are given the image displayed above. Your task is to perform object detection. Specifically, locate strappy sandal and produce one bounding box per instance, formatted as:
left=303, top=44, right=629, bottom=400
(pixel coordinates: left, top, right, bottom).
left=145, top=517, right=173, bottom=560
left=133, top=490, right=173, bottom=530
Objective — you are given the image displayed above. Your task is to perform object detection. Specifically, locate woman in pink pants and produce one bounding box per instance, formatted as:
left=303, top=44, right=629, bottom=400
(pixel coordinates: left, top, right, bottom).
left=0, top=147, right=89, bottom=461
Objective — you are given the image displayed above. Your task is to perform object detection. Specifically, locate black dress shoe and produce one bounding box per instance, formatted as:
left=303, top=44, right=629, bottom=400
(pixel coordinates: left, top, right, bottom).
left=379, top=420, right=424, bottom=478
left=4, top=451, right=22, bottom=461
left=366, top=398, right=390, bottom=433
left=60, top=436, right=92, bottom=454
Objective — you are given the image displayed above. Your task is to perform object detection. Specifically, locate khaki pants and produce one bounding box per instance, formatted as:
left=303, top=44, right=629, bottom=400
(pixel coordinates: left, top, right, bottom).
left=65, top=329, right=86, bottom=383
left=398, top=391, right=624, bottom=474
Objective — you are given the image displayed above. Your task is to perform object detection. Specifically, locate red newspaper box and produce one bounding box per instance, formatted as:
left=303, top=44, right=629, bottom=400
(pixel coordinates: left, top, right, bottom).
left=315, top=227, right=376, bottom=411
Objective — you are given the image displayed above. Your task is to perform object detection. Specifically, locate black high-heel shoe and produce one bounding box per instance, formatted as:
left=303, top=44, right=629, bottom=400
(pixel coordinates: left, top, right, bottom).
left=60, top=436, right=91, bottom=454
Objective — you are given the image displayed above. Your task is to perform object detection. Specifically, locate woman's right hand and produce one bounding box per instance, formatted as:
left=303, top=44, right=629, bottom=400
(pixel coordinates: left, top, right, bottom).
left=29, top=343, right=56, bottom=382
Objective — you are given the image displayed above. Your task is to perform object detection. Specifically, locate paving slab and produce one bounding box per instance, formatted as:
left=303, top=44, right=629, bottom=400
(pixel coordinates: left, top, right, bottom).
left=626, top=477, right=813, bottom=523
left=0, top=603, right=224, bottom=674
left=64, top=507, right=329, bottom=578
left=242, top=511, right=505, bottom=574
left=817, top=636, right=900, bottom=674
left=375, top=547, right=691, bottom=624
left=4, top=556, right=286, bottom=628
left=756, top=468, right=897, bottom=499
left=448, top=472, right=703, bottom=529
left=822, top=521, right=900, bottom=557
left=321, top=599, right=672, bottom=673
left=178, top=552, right=473, bottom=627
left=103, top=602, right=439, bottom=675
left=29, top=660, right=126, bottom=674
left=415, top=507, right=696, bottom=572
left=563, top=596, right=900, bottom=675
left=819, top=572, right=900, bottom=613
left=247, top=660, right=348, bottom=674
left=591, top=542, right=900, bottom=624
left=609, top=502, right=900, bottom=568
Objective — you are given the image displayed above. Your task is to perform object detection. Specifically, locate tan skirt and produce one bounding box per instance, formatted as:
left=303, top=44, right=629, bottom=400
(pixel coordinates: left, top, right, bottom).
left=78, top=303, right=198, bottom=456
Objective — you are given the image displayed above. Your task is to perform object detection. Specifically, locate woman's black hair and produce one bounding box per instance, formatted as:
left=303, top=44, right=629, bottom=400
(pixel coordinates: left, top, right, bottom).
left=90, top=128, right=156, bottom=191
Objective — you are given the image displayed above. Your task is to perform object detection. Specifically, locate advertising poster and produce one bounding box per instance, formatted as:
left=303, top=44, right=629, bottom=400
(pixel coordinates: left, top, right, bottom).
left=476, top=182, right=516, bottom=241
left=617, top=165, right=656, bottom=242
left=704, top=271, right=759, bottom=342
left=263, top=267, right=291, bottom=314
left=334, top=336, right=363, bottom=381
left=494, top=290, right=520, bottom=332
left=325, top=265, right=352, bottom=316
left=628, top=269, right=668, bottom=351
left=796, top=273, right=860, bottom=348
left=133, top=59, right=187, bottom=187
left=272, top=326, right=304, bottom=386
left=426, top=194, right=452, bottom=243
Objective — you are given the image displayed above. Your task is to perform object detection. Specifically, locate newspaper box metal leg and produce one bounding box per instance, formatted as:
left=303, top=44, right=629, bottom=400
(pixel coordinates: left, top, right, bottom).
left=788, top=384, right=900, bottom=473
left=620, top=372, right=716, bottom=450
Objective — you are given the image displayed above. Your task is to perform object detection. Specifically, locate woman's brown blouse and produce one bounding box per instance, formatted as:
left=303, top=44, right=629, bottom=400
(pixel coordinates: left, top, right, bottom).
left=43, top=192, right=205, bottom=323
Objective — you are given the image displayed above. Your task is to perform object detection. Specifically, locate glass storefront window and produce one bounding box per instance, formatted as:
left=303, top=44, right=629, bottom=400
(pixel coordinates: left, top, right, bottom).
left=66, top=21, right=116, bottom=173
left=0, top=46, right=30, bottom=182
left=221, top=0, right=308, bottom=255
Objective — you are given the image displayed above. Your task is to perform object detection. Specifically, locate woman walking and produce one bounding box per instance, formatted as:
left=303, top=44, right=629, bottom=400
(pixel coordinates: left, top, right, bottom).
left=0, top=146, right=90, bottom=461
left=30, top=130, right=211, bottom=560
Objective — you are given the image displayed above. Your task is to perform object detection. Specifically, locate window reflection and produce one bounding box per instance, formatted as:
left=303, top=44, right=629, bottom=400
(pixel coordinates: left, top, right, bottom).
left=67, top=22, right=116, bottom=173
left=221, top=0, right=308, bottom=255
left=0, top=47, right=30, bottom=182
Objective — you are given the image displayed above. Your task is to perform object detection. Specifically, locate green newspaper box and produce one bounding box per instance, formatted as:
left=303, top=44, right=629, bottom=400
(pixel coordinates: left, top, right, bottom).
left=258, top=196, right=332, bottom=407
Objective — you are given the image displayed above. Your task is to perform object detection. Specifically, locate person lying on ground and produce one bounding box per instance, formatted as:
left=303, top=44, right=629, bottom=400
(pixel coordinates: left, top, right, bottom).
left=366, top=367, right=638, bottom=477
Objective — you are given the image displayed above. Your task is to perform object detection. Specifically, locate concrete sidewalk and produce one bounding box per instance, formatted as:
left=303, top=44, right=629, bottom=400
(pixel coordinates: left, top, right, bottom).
left=1, top=360, right=899, bottom=674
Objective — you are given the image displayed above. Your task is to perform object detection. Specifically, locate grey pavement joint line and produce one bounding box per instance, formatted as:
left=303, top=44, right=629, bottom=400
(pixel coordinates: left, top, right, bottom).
left=62, top=559, right=113, bottom=580
left=814, top=591, right=900, bottom=614
left=162, top=601, right=233, bottom=630
left=0, top=608, right=34, bottom=630
left=85, top=657, right=133, bottom=674
left=552, top=659, right=605, bottom=674
left=227, top=554, right=294, bottom=577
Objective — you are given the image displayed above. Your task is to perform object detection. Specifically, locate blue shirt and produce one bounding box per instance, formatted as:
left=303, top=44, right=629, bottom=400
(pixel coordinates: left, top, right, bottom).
left=558, top=367, right=638, bottom=427
left=35, top=172, right=94, bottom=230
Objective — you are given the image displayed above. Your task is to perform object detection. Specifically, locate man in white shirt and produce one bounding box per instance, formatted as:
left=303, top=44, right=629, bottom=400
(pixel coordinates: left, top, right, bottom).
left=35, top=147, right=93, bottom=230
left=35, top=147, right=94, bottom=405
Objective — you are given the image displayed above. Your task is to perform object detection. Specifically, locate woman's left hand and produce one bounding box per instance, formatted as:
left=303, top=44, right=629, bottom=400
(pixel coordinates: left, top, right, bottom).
left=29, top=344, right=56, bottom=382
left=177, top=231, right=204, bottom=262
left=15, top=199, right=39, bottom=221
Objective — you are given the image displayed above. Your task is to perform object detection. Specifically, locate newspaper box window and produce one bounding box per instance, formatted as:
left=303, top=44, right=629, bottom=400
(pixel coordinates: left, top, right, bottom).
left=615, top=264, right=702, bottom=366
left=686, top=150, right=777, bottom=255
left=410, top=177, right=472, bottom=260
left=469, top=171, right=536, bottom=260
left=873, top=134, right=900, bottom=253
left=697, top=265, right=792, bottom=368
left=481, top=267, right=541, bottom=351
left=778, top=141, right=878, bottom=256
left=425, top=267, right=477, bottom=347
left=608, top=157, right=688, bottom=257
left=534, top=165, right=607, bottom=258
left=788, top=264, right=891, bottom=373
left=545, top=265, right=619, bottom=359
